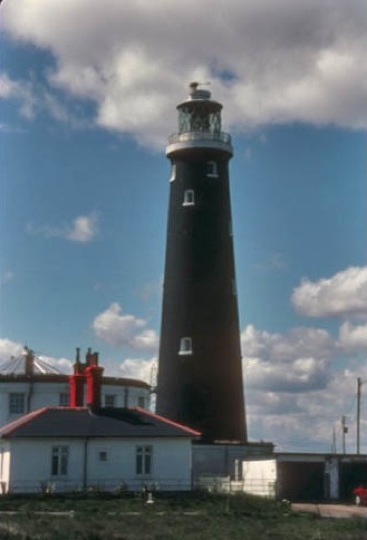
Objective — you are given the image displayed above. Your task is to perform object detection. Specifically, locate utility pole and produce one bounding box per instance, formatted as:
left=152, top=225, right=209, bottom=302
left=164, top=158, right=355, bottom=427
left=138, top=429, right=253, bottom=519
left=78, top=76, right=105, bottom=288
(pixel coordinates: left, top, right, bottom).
left=357, top=377, right=362, bottom=455
left=341, top=415, right=348, bottom=454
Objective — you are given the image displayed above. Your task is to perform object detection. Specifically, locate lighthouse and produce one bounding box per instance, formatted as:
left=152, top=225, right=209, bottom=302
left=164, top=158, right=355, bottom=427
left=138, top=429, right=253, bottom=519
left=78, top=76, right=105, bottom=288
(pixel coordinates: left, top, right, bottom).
left=156, top=83, right=247, bottom=442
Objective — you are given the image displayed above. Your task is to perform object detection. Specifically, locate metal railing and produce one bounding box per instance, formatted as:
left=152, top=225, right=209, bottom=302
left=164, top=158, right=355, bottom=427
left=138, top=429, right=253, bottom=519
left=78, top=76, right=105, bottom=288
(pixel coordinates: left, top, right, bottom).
left=167, top=131, right=232, bottom=146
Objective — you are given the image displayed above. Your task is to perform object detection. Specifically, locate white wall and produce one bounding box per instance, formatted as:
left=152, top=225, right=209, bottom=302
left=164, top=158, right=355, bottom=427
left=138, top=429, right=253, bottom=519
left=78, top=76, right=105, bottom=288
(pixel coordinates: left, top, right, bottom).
left=0, top=441, right=10, bottom=492
left=5, top=437, right=193, bottom=493
left=242, top=459, right=277, bottom=498
left=0, top=381, right=151, bottom=427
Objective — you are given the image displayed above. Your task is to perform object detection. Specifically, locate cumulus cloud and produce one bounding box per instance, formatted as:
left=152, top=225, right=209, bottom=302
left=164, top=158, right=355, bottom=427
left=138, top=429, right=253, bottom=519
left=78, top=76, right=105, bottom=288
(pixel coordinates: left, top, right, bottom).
left=241, top=324, right=334, bottom=363
left=245, top=356, right=328, bottom=394
left=93, top=303, right=159, bottom=351
left=2, top=0, right=366, bottom=146
left=26, top=213, right=99, bottom=243
left=118, top=357, right=156, bottom=384
left=339, top=321, right=367, bottom=351
left=291, top=266, right=367, bottom=318
left=0, top=338, right=25, bottom=363
left=245, top=349, right=367, bottom=451
left=0, top=73, right=38, bottom=119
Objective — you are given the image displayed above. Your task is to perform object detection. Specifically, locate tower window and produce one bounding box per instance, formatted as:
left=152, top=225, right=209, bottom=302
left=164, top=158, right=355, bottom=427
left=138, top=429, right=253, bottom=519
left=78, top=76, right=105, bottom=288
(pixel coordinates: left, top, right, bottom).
left=170, top=164, right=176, bottom=182
left=207, top=161, right=218, bottom=177
left=179, top=337, right=193, bottom=355
left=183, top=189, right=195, bottom=206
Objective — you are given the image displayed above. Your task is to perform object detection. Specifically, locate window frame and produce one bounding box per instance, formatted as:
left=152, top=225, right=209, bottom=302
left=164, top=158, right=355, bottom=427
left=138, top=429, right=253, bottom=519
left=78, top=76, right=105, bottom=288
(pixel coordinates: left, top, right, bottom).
left=136, top=445, right=153, bottom=476
left=9, top=393, right=25, bottom=415
left=179, top=337, right=193, bottom=356
left=51, top=446, right=69, bottom=477
left=98, top=450, right=108, bottom=463
left=182, top=189, right=195, bottom=207
left=207, top=161, right=219, bottom=178
left=104, top=394, right=116, bottom=408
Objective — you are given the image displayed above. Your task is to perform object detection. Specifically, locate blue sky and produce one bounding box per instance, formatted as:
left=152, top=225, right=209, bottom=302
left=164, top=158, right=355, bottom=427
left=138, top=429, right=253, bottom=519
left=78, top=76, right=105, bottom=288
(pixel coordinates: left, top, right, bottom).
left=1, top=0, right=366, bottom=453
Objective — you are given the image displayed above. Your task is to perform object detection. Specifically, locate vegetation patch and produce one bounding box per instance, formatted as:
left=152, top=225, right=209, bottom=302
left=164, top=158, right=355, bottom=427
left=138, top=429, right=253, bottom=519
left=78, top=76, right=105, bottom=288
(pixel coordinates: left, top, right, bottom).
left=0, top=492, right=366, bottom=539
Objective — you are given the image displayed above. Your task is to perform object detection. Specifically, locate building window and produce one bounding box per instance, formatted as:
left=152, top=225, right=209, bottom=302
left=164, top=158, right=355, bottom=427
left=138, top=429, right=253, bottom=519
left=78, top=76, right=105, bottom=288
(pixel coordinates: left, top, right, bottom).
left=170, top=164, right=176, bottom=182
left=183, top=189, right=195, bottom=206
left=9, top=393, right=25, bottom=415
left=179, top=337, right=193, bottom=356
left=207, top=161, right=218, bottom=177
left=138, top=396, right=145, bottom=408
left=59, top=393, right=69, bottom=406
left=136, top=446, right=152, bottom=475
left=98, top=450, right=108, bottom=462
left=104, top=394, right=116, bottom=407
left=51, top=446, right=69, bottom=476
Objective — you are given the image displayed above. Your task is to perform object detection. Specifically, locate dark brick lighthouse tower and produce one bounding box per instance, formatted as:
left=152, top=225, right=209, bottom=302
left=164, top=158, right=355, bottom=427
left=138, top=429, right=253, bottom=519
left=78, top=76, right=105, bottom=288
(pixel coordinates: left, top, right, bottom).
left=156, top=83, right=247, bottom=442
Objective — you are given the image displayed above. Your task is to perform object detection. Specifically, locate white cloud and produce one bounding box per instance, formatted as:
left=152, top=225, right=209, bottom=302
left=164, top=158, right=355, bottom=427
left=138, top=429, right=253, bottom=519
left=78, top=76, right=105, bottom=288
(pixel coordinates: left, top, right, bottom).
left=118, top=357, right=156, bottom=384
left=291, top=266, right=367, bottom=318
left=92, top=303, right=159, bottom=351
left=66, top=214, right=99, bottom=243
left=245, top=355, right=327, bottom=394
left=26, top=213, right=99, bottom=243
left=0, top=338, right=25, bottom=363
left=339, top=321, right=367, bottom=351
left=0, top=73, right=37, bottom=119
left=37, top=355, right=73, bottom=374
left=246, top=356, right=367, bottom=452
left=2, top=0, right=366, bottom=146
left=241, top=324, right=334, bottom=363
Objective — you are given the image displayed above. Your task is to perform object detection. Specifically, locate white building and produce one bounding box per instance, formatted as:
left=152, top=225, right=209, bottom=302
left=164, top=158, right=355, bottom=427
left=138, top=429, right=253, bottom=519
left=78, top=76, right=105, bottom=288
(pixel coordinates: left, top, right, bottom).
left=0, top=406, right=199, bottom=493
left=0, top=348, right=151, bottom=428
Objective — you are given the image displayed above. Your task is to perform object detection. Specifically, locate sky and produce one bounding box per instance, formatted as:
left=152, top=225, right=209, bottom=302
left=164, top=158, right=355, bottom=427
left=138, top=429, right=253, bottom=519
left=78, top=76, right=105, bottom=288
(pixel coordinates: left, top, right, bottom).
left=0, top=0, right=366, bottom=453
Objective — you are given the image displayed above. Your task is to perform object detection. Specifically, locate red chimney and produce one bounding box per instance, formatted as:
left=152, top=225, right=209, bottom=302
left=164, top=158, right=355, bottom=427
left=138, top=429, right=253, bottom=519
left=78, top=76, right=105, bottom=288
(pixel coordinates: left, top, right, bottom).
left=69, top=373, right=85, bottom=407
left=86, top=360, right=104, bottom=409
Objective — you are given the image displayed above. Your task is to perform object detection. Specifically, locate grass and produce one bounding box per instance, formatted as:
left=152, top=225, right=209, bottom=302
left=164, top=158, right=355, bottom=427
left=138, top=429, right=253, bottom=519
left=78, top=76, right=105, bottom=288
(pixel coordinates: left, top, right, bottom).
left=0, top=492, right=366, bottom=539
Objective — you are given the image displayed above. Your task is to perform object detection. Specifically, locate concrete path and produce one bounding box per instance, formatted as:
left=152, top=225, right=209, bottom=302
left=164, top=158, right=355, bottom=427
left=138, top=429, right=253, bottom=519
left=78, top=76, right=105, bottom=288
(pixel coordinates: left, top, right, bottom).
left=292, top=503, right=367, bottom=519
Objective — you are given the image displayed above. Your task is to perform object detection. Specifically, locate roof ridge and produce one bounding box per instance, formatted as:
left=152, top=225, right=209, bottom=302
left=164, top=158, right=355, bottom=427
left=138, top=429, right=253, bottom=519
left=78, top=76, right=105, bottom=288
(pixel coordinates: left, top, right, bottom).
left=132, top=407, right=201, bottom=437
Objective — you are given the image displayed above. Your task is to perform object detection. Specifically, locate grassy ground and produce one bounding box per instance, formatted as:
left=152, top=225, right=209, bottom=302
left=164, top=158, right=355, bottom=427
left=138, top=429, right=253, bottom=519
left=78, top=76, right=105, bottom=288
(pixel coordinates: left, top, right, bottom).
left=0, top=492, right=366, bottom=540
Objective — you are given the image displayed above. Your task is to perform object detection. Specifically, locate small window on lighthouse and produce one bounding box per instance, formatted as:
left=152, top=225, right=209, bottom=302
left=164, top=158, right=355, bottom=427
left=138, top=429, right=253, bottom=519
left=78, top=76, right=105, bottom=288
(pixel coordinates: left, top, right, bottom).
left=179, top=337, right=193, bottom=355
left=170, top=164, right=176, bottom=182
left=183, top=189, right=195, bottom=206
left=207, top=161, right=218, bottom=178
